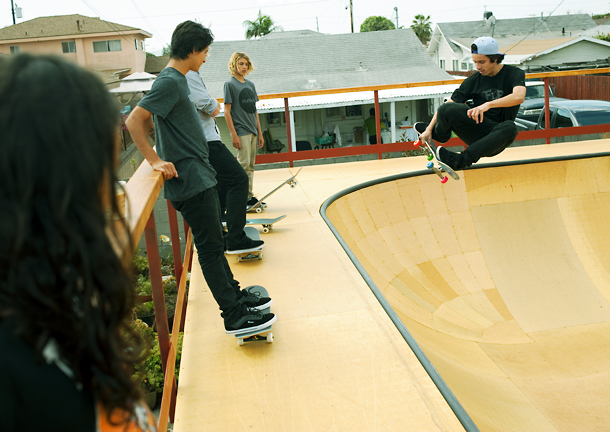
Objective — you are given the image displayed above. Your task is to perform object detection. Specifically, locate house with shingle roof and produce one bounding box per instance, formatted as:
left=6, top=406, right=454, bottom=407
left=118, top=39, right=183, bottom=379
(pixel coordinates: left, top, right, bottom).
left=0, top=14, right=152, bottom=77
left=428, top=13, right=599, bottom=72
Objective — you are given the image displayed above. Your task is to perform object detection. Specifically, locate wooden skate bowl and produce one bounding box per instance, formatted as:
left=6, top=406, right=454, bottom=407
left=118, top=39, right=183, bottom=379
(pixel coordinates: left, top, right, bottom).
left=323, top=155, right=610, bottom=432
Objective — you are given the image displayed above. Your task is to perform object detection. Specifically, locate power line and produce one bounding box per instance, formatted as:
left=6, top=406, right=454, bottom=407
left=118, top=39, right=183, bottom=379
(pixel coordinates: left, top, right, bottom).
left=128, top=0, right=167, bottom=46
left=503, top=0, right=566, bottom=53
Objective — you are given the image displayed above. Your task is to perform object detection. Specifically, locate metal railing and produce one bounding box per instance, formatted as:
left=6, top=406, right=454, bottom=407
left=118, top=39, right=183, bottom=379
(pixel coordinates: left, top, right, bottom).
left=125, top=160, right=192, bottom=431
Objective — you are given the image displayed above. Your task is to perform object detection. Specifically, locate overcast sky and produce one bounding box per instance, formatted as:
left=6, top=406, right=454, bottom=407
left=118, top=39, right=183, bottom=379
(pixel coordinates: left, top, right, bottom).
left=2, top=0, right=607, bottom=54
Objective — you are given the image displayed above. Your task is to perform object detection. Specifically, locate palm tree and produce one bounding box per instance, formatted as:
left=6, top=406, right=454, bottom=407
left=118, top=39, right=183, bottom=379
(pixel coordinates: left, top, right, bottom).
left=243, top=10, right=283, bottom=39
left=411, top=14, right=432, bottom=45
left=360, top=16, right=396, bottom=32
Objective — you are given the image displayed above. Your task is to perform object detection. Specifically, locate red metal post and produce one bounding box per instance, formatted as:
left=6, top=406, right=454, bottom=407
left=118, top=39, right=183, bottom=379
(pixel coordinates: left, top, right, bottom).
left=544, top=78, right=551, bottom=145
left=166, top=201, right=183, bottom=285
left=374, top=90, right=382, bottom=159
left=143, top=212, right=177, bottom=422
left=284, top=97, right=293, bottom=167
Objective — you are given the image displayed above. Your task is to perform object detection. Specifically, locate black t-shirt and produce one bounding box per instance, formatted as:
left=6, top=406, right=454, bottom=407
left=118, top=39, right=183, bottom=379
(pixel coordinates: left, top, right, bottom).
left=451, top=64, right=525, bottom=123
left=0, top=322, right=96, bottom=432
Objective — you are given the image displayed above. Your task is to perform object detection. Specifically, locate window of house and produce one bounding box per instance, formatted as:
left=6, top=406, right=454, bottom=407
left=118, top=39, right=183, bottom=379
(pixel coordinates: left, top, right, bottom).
left=452, top=60, right=458, bottom=71
left=325, top=107, right=343, bottom=119
left=460, top=61, right=468, bottom=70
left=141, top=40, right=145, bottom=51
left=10, top=46, right=19, bottom=54
left=439, top=59, right=445, bottom=70
left=93, top=40, right=122, bottom=53
left=134, top=39, right=138, bottom=50
left=62, top=41, right=76, bottom=53
left=345, top=105, right=362, bottom=117
left=266, top=112, right=282, bottom=126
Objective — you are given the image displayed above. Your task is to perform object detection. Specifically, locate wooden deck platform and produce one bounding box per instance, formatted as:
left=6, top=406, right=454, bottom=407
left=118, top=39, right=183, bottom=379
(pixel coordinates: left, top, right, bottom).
left=172, top=139, right=610, bottom=432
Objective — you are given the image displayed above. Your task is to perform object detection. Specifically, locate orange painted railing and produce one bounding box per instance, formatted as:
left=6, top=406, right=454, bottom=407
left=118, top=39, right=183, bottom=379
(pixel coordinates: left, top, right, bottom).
left=125, top=160, right=191, bottom=430
left=126, top=68, right=610, bottom=430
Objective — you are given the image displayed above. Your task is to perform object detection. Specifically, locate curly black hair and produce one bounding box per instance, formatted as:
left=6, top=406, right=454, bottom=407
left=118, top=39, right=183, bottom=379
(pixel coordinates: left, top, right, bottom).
left=0, top=54, right=144, bottom=423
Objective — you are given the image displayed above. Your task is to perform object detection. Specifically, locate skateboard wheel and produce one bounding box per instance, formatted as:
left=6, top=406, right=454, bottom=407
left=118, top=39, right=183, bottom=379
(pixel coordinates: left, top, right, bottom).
left=237, top=338, right=244, bottom=346
left=427, top=154, right=434, bottom=161
left=267, top=333, right=273, bottom=343
left=440, top=176, right=448, bottom=183
left=426, top=161, right=434, bottom=169
left=256, top=207, right=263, bottom=213
left=262, top=227, right=270, bottom=234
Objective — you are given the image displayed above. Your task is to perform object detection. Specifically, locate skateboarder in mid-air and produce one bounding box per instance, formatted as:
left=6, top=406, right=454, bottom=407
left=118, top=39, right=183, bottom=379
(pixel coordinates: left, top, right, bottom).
left=126, top=21, right=275, bottom=335
left=415, top=36, right=526, bottom=170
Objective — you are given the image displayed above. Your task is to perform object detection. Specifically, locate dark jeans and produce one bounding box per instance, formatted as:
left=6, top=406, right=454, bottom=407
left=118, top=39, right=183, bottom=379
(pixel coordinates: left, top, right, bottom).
left=369, top=135, right=377, bottom=144
left=433, top=103, right=518, bottom=168
left=207, top=140, right=249, bottom=248
left=171, top=188, right=243, bottom=325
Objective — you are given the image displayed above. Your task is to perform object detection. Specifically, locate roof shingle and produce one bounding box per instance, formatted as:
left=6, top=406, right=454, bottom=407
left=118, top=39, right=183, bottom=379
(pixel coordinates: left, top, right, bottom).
left=0, top=14, right=151, bottom=41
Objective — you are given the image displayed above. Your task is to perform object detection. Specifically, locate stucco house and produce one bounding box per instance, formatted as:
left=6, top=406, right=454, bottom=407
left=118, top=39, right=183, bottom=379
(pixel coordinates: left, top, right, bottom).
left=427, top=13, right=598, bottom=72
left=0, top=14, right=152, bottom=78
left=144, top=29, right=458, bottom=152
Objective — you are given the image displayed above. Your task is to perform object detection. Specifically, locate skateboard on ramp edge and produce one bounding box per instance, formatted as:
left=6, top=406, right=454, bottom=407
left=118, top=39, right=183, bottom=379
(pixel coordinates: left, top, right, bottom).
left=246, top=215, right=286, bottom=233
left=226, top=226, right=263, bottom=262
left=247, top=168, right=302, bottom=213
left=234, top=285, right=274, bottom=346
left=223, top=215, right=287, bottom=234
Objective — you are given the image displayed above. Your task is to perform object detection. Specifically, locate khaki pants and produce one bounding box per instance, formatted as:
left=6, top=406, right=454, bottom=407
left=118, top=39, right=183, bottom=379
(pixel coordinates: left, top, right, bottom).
left=237, top=133, right=257, bottom=199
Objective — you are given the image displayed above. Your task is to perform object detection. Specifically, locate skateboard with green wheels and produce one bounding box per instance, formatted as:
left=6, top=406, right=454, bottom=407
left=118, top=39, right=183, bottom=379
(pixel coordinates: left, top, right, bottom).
left=417, top=139, right=459, bottom=183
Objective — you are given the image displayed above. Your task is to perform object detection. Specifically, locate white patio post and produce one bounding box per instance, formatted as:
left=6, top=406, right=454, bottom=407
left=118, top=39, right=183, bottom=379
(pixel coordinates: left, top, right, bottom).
left=390, top=101, right=396, bottom=143
left=290, top=110, right=296, bottom=152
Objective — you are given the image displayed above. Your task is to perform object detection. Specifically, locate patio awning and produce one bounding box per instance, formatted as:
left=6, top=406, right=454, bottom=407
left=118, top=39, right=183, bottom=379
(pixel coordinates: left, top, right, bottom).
left=109, top=71, right=157, bottom=93
left=217, top=83, right=461, bottom=115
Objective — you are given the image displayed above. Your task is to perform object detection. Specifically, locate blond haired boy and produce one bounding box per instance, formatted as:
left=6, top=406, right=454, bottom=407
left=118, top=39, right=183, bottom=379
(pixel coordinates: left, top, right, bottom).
left=223, top=52, right=264, bottom=207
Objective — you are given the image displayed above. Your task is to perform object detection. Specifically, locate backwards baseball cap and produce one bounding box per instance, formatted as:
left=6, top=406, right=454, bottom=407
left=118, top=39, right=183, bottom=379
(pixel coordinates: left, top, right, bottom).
left=471, top=36, right=503, bottom=55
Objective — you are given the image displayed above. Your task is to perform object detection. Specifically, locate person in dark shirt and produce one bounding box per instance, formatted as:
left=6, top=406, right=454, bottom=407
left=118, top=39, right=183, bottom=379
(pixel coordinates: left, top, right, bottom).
left=126, top=21, right=275, bottom=335
left=415, top=36, right=526, bottom=170
left=0, top=54, right=156, bottom=431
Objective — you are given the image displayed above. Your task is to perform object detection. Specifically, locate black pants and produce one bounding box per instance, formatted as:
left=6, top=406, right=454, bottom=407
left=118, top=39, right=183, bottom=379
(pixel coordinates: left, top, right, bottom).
left=171, top=188, right=242, bottom=325
left=207, top=140, right=249, bottom=248
left=433, top=103, right=518, bottom=169
left=369, top=135, right=377, bottom=144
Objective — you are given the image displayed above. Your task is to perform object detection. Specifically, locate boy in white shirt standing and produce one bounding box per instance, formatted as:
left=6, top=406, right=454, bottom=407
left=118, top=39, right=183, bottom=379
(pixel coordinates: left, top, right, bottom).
left=223, top=52, right=265, bottom=208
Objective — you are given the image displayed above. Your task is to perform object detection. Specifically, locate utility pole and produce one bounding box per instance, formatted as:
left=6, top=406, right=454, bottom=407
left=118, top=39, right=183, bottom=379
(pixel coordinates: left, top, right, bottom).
left=394, top=7, right=398, bottom=28
left=349, top=0, right=354, bottom=33
left=11, top=0, right=16, bottom=24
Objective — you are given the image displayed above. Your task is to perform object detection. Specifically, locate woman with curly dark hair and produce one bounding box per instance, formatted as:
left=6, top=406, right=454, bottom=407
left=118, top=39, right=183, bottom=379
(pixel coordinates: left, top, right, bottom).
left=0, top=54, right=157, bottom=431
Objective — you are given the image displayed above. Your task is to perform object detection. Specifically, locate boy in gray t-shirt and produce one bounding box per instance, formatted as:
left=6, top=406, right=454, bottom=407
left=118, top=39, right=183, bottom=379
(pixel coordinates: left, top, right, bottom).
left=223, top=52, right=264, bottom=207
left=126, top=21, right=275, bottom=335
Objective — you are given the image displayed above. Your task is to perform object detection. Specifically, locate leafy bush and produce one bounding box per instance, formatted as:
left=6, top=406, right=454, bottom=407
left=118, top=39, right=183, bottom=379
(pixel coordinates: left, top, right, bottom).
left=134, top=301, right=154, bottom=318
left=132, top=247, right=150, bottom=280
left=144, top=332, right=184, bottom=393
left=594, top=31, right=610, bottom=42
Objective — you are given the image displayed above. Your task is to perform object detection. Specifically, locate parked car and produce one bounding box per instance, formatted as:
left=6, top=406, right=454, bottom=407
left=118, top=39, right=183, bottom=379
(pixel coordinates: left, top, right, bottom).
left=514, top=99, right=610, bottom=131
left=516, top=81, right=568, bottom=122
